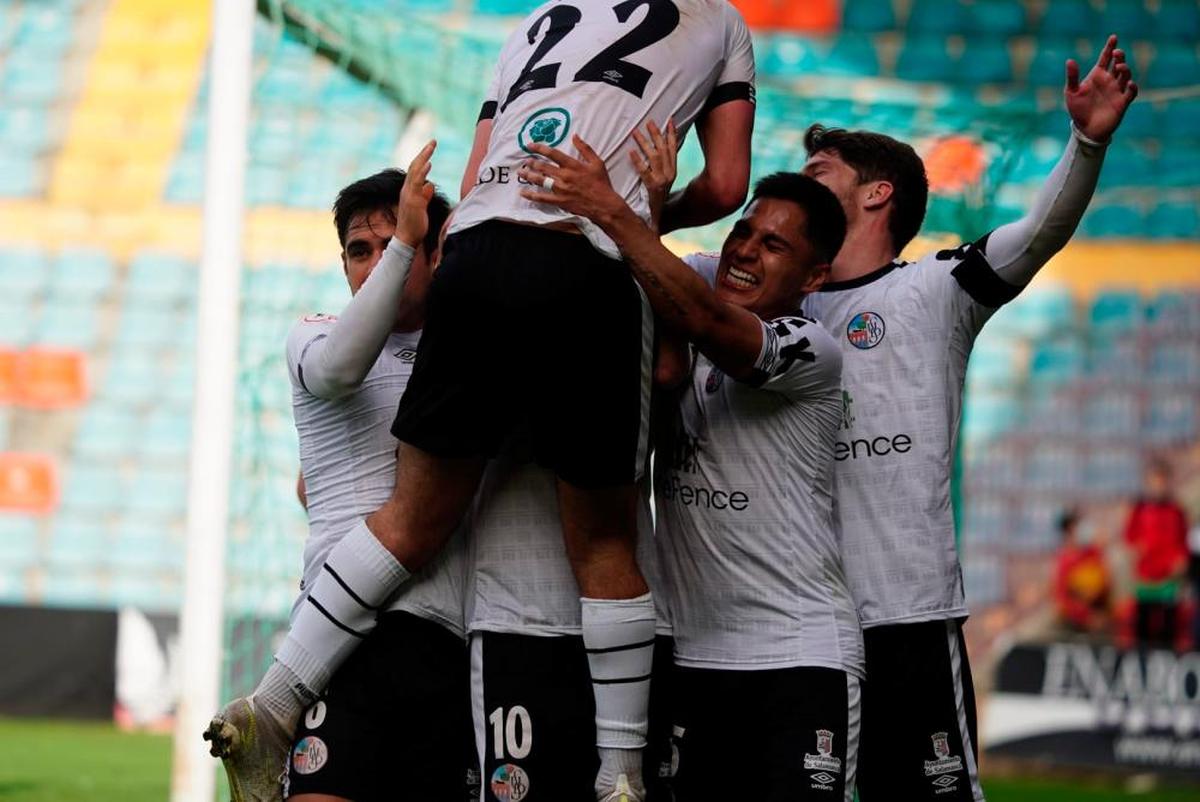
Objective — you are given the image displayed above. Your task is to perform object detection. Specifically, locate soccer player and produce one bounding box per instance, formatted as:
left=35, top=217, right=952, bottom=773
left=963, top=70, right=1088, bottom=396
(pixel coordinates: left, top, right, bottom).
left=256, top=4, right=758, bottom=800
left=205, top=151, right=471, bottom=802
left=794, top=35, right=1138, bottom=802
left=519, top=131, right=865, bottom=801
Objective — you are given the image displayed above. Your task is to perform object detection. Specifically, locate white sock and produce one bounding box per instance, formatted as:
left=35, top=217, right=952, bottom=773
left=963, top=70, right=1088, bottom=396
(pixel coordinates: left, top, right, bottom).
left=271, top=521, right=408, bottom=729
left=582, top=594, right=656, bottom=794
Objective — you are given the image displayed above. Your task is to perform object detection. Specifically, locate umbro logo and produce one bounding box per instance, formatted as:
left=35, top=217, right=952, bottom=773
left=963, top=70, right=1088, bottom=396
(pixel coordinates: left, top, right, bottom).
left=811, top=773, right=836, bottom=785
left=393, top=348, right=417, bottom=363
left=932, top=775, right=958, bottom=788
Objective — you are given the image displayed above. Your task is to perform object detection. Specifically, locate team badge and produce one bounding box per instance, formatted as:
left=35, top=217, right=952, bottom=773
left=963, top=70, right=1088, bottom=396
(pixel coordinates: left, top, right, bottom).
left=846, top=311, right=886, bottom=350
left=490, top=763, right=530, bottom=802
left=923, top=731, right=964, bottom=788
left=705, top=368, right=724, bottom=393
left=518, top=107, right=571, bottom=154
left=803, top=729, right=842, bottom=774
left=292, top=736, right=328, bottom=775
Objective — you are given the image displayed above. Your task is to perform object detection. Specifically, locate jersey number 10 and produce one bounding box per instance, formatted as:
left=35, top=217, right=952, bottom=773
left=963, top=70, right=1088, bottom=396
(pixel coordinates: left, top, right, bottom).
left=500, top=0, right=681, bottom=112
left=489, top=705, right=534, bottom=760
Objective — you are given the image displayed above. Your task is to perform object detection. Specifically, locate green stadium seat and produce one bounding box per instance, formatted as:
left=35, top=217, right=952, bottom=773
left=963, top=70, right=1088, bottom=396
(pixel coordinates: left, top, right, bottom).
left=1156, top=0, right=1200, bottom=42
left=0, top=514, right=39, bottom=568
left=824, top=33, right=880, bottom=77
left=111, top=523, right=183, bottom=572
left=1151, top=43, right=1200, bottom=88
left=1146, top=201, right=1199, bottom=239
left=907, top=0, right=968, bottom=34
left=108, top=572, right=180, bottom=612
left=1096, top=145, right=1151, bottom=189
left=1088, top=289, right=1143, bottom=336
left=116, top=307, right=189, bottom=348
left=49, top=248, right=114, bottom=301
left=166, top=154, right=204, bottom=204
left=1027, top=39, right=1084, bottom=88
left=962, top=494, right=1011, bottom=544
left=1156, top=150, right=1200, bottom=188
left=1005, top=137, right=1063, bottom=184
left=1116, top=99, right=1156, bottom=140
left=966, top=338, right=1020, bottom=388
left=98, top=355, right=161, bottom=407
left=1161, top=98, right=1200, bottom=141
left=964, top=0, right=1028, bottom=36
left=895, top=36, right=954, bottom=83
left=842, top=0, right=896, bottom=32
left=1100, top=0, right=1155, bottom=41
left=761, top=35, right=822, bottom=78
left=1081, top=203, right=1145, bottom=238
left=0, top=307, right=34, bottom=346
left=958, top=38, right=1014, bottom=85
left=1037, top=0, right=1098, bottom=39
left=1, top=64, right=65, bottom=103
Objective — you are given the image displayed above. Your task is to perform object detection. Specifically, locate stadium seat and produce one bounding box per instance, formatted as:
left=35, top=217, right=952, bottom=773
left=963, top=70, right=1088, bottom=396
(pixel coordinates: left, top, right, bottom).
left=124, top=469, right=188, bottom=517
left=1100, top=0, right=1155, bottom=41
left=1161, top=98, right=1200, bottom=142
left=111, top=523, right=183, bottom=572
left=0, top=155, right=41, bottom=196
left=59, top=462, right=124, bottom=513
left=964, top=0, right=1027, bottom=36
left=1146, top=201, right=1199, bottom=240
left=1146, top=288, right=1200, bottom=334
left=0, top=247, right=48, bottom=301
left=1082, top=390, right=1140, bottom=439
left=0, top=513, right=39, bottom=568
left=1026, top=442, right=1083, bottom=492
left=1027, top=39, right=1084, bottom=88
left=139, top=411, right=192, bottom=463
left=1005, top=285, right=1076, bottom=338
left=1037, top=0, right=1098, bottom=39
left=1029, top=339, right=1086, bottom=388
left=1156, top=150, right=1200, bottom=188
left=1085, top=332, right=1142, bottom=385
left=42, top=569, right=107, bottom=608
left=761, top=34, right=822, bottom=78
left=1151, top=43, right=1200, bottom=88
left=473, top=0, right=534, bottom=15
left=1156, top=0, right=1200, bottom=42
left=1081, top=203, right=1145, bottom=238
left=97, top=353, right=161, bottom=408
left=1088, top=289, right=1143, bottom=337
left=108, top=571, right=180, bottom=612
left=907, top=0, right=968, bottom=34
left=962, top=554, right=1006, bottom=605
left=1082, top=446, right=1142, bottom=497
left=47, top=517, right=111, bottom=569
left=1149, top=341, right=1200, bottom=386
left=0, top=105, right=53, bottom=152
left=1005, top=136, right=1065, bottom=184
left=966, top=337, right=1020, bottom=388
left=33, top=302, right=98, bottom=349
left=115, top=307, right=188, bottom=349
left=841, top=0, right=896, bottom=32
left=1024, top=390, right=1080, bottom=437
left=823, top=32, right=880, bottom=77
left=895, top=35, right=954, bottom=83
left=961, top=389, right=1022, bottom=443
left=49, top=248, right=115, bottom=301
left=962, top=493, right=1011, bottom=545
left=957, top=38, right=1014, bottom=85
left=1014, top=498, right=1065, bottom=552
left=1115, top=96, right=1156, bottom=139
left=1143, top=391, right=1198, bottom=445
left=126, top=252, right=198, bottom=304
left=17, top=348, right=89, bottom=410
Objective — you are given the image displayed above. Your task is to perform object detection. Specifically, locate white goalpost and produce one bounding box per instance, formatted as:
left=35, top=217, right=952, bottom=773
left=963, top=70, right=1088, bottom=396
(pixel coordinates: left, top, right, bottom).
left=170, top=0, right=255, bottom=800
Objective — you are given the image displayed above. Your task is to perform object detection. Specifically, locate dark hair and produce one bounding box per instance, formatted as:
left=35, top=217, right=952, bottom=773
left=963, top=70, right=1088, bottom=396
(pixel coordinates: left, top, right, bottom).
left=1058, top=508, right=1079, bottom=536
left=804, top=124, right=928, bottom=254
left=332, top=168, right=451, bottom=258
left=749, top=172, right=847, bottom=265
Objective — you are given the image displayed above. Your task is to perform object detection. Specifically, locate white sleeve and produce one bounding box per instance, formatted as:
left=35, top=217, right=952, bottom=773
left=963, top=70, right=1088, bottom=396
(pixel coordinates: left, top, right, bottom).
left=706, top=4, right=756, bottom=111
left=741, top=316, right=842, bottom=401
left=286, top=238, right=415, bottom=400
left=957, top=125, right=1107, bottom=303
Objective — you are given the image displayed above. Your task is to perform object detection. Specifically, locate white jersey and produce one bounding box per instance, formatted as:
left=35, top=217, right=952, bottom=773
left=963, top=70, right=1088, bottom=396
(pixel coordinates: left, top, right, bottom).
left=286, top=317, right=464, bottom=635
left=654, top=304, right=864, bottom=676
left=453, top=0, right=755, bottom=257
left=465, top=456, right=669, bottom=637
left=800, top=127, right=1107, bottom=628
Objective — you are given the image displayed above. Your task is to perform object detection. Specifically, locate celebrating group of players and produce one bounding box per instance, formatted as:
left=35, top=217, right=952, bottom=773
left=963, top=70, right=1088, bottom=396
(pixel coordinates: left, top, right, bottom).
left=203, top=3, right=1139, bottom=801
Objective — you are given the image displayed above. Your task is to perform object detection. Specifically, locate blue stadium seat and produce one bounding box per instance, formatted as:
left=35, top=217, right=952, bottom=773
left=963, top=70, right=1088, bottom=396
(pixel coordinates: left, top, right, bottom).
left=42, top=569, right=107, bottom=608
left=166, top=153, right=204, bottom=204
left=127, top=252, right=197, bottom=304
left=963, top=554, right=1007, bottom=604
left=966, top=338, right=1020, bottom=388
left=1149, top=341, right=1200, bottom=385
left=246, top=164, right=290, bottom=206
left=1156, top=0, right=1200, bottom=42
left=47, top=517, right=111, bottom=569
left=0, top=306, right=34, bottom=346
left=60, top=462, right=125, bottom=513
left=0, top=155, right=40, bottom=195
left=1024, top=390, right=1080, bottom=437
left=1088, top=289, right=1143, bottom=336
left=116, top=307, right=189, bottom=348
left=33, top=302, right=98, bottom=348
left=1143, top=391, right=1198, bottom=444
left=110, top=522, right=183, bottom=572
left=1081, top=203, right=1145, bottom=238
left=0, top=514, right=39, bottom=568
left=1161, top=98, right=1200, bottom=141
left=1082, top=390, right=1140, bottom=439
left=1027, top=39, right=1084, bottom=88
left=1101, top=0, right=1155, bottom=41
left=97, top=354, right=161, bottom=407
left=1085, top=332, right=1142, bottom=384
left=1116, top=97, right=1156, bottom=140
left=124, top=470, right=188, bottom=518
left=895, top=36, right=954, bottom=83
left=962, top=494, right=1011, bottom=545
left=49, top=247, right=114, bottom=301
left=965, top=0, right=1028, bottom=36
left=0, top=105, right=52, bottom=152
left=1004, top=285, right=1076, bottom=338
left=761, top=35, right=822, bottom=78
left=1029, top=339, right=1086, bottom=387
left=1146, top=289, right=1200, bottom=334
left=0, top=246, right=48, bottom=300
left=842, top=0, right=896, bottom=32
left=1026, top=443, right=1083, bottom=492
left=961, top=389, right=1022, bottom=443
left=957, top=38, right=1014, bottom=85
left=1037, top=0, right=1099, bottom=39
left=1082, top=447, right=1141, bottom=496
left=1146, top=201, right=1199, bottom=239
left=824, top=33, right=880, bottom=77
left=1156, top=150, right=1200, bottom=188
left=907, top=0, right=968, bottom=34
left=1151, top=43, right=1200, bottom=88
left=108, top=572, right=180, bottom=612
left=1, top=63, right=65, bottom=103
left=1015, top=498, right=1067, bottom=552
left=1005, top=137, right=1064, bottom=184
left=139, top=412, right=192, bottom=463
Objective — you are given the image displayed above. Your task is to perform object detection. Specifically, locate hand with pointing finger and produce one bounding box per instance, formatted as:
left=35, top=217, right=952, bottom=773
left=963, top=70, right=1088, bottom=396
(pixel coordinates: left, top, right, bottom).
left=396, top=139, right=438, bottom=249
left=1066, top=34, right=1138, bottom=143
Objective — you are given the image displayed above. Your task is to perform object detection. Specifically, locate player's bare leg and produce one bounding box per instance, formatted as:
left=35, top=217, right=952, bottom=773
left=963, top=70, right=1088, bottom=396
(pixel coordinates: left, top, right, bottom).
left=560, top=480, right=654, bottom=802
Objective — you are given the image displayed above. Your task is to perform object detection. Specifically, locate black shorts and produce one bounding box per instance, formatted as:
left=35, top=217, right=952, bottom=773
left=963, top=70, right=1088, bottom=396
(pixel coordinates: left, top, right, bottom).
left=469, top=631, right=675, bottom=802
left=857, top=619, right=984, bottom=802
left=392, top=221, right=653, bottom=489
left=285, top=612, right=473, bottom=801
left=670, top=665, right=861, bottom=802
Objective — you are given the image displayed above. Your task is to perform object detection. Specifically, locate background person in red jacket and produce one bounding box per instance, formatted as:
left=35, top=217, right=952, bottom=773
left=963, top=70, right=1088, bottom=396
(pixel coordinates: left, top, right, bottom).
left=1123, top=460, right=1190, bottom=649
left=1054, top=509, right=1111, bottom=634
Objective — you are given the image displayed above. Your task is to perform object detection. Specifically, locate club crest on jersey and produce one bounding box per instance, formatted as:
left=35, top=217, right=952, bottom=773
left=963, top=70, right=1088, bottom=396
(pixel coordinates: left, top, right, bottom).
left=803, top=729, right=842, bottom=774
left=518, top=107, right=571, bottom=154
left=923, top=731, right=963, bottom=779
left=705, top=368, right=724, bottom=394
left=847, top=311, right=885, bottom=350
left=292, top=736, right=328, bottom=775
left=490, top=763, right=530, bottom=802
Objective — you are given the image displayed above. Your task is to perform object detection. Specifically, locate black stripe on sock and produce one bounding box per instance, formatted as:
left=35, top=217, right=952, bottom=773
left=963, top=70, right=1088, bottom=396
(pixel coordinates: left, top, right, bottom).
left=585, top=637, right=657, bottom=655
left=323, top=563, right=379, bottom=612
left=592, top=673, right=653, bottom=685
left=307, top=596, right=367, bottom=639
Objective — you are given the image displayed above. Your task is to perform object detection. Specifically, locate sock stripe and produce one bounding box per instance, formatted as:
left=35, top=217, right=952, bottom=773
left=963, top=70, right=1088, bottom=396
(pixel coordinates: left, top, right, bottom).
left=592, top=673, right=653, bottom=685
left=307, top=596, right=368, bottom=639
left=585, top=637, right=657, bottom=655
left=322, top=563, right=380, bottom=612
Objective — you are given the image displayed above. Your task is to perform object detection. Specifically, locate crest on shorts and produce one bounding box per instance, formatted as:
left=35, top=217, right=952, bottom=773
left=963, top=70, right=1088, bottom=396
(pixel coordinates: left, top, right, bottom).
left=923, top=731, right=964, bottom=779
left=803, top=729, right=842, bottom=774
left=705, top=367, right=724, bottom=394
left=847, top=311, right=886, bottom=350
left=292, top=736, right=328, bottom=775
left=518, top=108, right=571, bottom=154
left=490, top=763, right=530, bottom=802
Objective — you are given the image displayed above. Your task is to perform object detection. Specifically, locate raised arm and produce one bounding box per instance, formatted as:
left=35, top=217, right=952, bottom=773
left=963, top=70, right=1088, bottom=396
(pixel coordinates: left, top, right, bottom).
left=983, top=35, right=1137, bottom=288
left=292, top=142, right=437, bottom=400
left=659, top=100, right=754, bottom=234
left=518, top=137, right=764, bottom=381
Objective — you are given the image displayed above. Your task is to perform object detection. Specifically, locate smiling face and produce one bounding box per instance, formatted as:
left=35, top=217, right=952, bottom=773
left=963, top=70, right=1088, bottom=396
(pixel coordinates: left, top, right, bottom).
left=714, top=198, right=829, bottom=319
left=341, top=207, right=433, bottom=319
